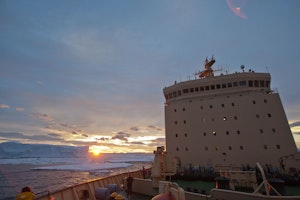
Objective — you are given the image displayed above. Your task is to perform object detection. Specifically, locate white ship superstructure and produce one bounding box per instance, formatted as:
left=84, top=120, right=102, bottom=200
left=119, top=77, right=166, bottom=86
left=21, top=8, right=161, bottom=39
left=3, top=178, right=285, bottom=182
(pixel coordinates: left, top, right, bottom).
left=163, top=57, right=298, bottom=170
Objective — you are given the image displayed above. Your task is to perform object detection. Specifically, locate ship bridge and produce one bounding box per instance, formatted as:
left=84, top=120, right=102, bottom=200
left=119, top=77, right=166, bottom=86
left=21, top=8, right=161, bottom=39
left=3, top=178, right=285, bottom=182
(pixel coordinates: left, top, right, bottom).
left=164, top=71, right=271, bottom=104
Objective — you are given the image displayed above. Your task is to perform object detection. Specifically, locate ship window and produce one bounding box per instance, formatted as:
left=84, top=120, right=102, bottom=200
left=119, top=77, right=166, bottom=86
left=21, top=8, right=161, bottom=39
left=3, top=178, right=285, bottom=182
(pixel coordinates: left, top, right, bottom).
left=211, top=85, right=215, bottom=90
left=233, top=82, right=238, bottom=87
left=174, top=109, right=177, bottom=112
left=176, top=147, right=179, bottom=151
left=203, top=132, right=207, bottom=136
left=253, top=100, right=256, bottom=104
left=195, top=87, right=199, bottom=92
left=215, top=146, right=218, bottom=151
left=210, top=105, right=213, bottom=109
left=205, top=86, right=210, bottom=90
left=222, top=83, right=227, bottom=88
left=211, top=118, right=215, bottom=122
left=183, top=120, right=186, bottom=124
left=232, top=103, right=235, bottom=106
left=276, top=145, right=281, bottom=149
left=223, top=117, right=227, bottom=121
left=190, top=88, right=194, bottom=93
left=266, top=81, right=270, bottom=87
left=264, top=99, right=267, bottom=103
left=175, top=121, right=178, bottom=125
left=234, top=116, right=238, bottom=120
left=168, top=93, right=173, bottom=99
left=264, top=145, right=268, bottom=150
left=200, top=86, right=204, bottom=91
left=256, top=114, right=260, bottom=118
left=175, top=134, right=178, bottom=137
left=254, top=80, right=259, bottom=87
left=216, top=84, right=221, bottom=89
left=184, top=133, right=187, bottom=137
left=200, top=105, right=203, bottom=110
left=260, top=80, right=265, bottom=87
left=178, top=90, right=182, bottom=96
left=239, top=81, right=246, bottom=86
left=272, top=128, right=276, bottom=133
left=226, top=131, right=230, bottom=135
left=237, top=130, right=240, bottom=135
left=240, top=146, right=244, bottom=150
left=183, top=108, right=186, bottom=111
left=268, top=113, right=272, bottom=118
left=205, top=146, right=208, bottom=151
left=183, top=89, right=189, bottom=93
left=185, top=147, right=188, bottom=151
left=229, top=146, right=232, bottom=150
left=260, top=129, right=264, bottom=133
left=222, top=104, right=225, bottom=108
left=249, top=80, right=253, bottom=87
left=212, top=131, right=216, bottom=136
left=228, top=83, right=232, bottom=88
left=173, top=91, right=177, bottom=97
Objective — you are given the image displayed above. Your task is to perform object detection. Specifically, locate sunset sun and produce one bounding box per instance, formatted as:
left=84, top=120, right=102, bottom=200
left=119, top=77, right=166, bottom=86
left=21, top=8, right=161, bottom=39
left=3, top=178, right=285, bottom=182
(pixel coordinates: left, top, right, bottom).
left=89, top=146, right=102, bottom=156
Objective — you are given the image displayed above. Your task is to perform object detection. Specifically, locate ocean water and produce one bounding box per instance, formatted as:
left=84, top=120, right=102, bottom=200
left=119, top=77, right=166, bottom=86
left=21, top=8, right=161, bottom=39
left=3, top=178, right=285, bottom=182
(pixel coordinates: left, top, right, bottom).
left=0, top=153, right=153, bottom=200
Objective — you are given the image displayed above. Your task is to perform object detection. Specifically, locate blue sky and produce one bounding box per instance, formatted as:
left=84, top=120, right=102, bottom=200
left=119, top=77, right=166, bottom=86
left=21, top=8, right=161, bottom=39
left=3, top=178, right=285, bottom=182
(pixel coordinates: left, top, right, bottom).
left=1, top=0, right=300, bottom=152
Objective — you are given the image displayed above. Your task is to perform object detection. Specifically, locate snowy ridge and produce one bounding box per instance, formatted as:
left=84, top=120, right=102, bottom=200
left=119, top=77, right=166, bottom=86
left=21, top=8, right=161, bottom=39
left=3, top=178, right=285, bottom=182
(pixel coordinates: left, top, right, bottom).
left=0, top=142, right=88, bottom=158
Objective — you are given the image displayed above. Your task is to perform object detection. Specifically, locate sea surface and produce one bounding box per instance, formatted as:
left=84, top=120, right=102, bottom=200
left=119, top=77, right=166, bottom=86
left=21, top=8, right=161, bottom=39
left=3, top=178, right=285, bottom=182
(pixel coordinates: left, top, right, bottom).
left=0, top=153, right=153, bottom=200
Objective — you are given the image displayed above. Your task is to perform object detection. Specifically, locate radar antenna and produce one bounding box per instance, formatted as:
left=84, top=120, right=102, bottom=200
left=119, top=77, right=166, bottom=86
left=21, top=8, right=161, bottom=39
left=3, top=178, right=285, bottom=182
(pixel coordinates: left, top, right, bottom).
left=194, top=56, right=221, bottom=78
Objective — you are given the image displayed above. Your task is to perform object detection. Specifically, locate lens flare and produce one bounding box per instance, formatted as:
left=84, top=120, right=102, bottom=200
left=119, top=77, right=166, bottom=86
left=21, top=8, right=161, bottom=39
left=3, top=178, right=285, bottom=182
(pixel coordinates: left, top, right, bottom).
left=226, top=0, right=248, bottom=19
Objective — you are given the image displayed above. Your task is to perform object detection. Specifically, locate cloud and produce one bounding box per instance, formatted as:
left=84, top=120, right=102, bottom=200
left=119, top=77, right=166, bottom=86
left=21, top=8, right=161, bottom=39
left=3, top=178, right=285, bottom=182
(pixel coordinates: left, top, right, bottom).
left=0, top=131, right=64, bottom=142
left=48, top=133, right=61, bottom=137
left=130, top=141, right=145, bottom=145
left=290, top=121, right=300, bottom=128
left=148, top=125, right=163, bottom=131
left=96, top=137, right=109, bottom=141
left=0, top=104, right=10, bottom=109
left=32, top=112, right=54, bottom=123
left=130, top=126, right=140, bottom=131
left=111, top=132, right=131, bottom=141
left=150, top=137, right=165, bottom=147
left=15, top=107, right=24, bottom=112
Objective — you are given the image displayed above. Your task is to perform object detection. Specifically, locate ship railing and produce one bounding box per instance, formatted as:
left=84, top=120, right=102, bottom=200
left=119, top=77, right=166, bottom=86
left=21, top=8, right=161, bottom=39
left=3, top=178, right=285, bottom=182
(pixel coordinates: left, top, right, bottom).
left=35, top=168, right=150, bottom=200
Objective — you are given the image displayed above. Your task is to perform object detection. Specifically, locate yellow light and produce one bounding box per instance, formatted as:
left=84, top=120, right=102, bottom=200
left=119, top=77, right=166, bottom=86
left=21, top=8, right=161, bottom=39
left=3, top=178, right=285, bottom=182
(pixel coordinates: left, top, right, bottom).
left=89, top=145, right=102, bottom=156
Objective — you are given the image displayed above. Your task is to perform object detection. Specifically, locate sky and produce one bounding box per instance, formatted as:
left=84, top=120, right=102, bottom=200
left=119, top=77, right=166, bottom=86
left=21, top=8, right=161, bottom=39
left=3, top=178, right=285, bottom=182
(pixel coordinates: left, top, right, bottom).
left=1, top=0, right=300, bottom=153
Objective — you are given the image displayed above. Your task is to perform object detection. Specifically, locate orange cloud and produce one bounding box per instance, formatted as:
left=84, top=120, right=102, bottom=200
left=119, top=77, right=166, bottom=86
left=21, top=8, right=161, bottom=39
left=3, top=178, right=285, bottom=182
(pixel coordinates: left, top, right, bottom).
left=0, top=104, right=9, bottom=109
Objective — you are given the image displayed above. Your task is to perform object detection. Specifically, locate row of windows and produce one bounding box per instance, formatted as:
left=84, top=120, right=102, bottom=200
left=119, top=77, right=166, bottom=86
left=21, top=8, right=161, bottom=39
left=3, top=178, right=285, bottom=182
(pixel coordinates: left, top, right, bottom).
left=174, top=128, right=277, bottom=138
left=173, top=99, right=269, bottom=112
left=173, top=113, right=273, bottom=125
left=165, top=79, right=270, bottom=100
left=175, top=144, right=281, bottom=152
